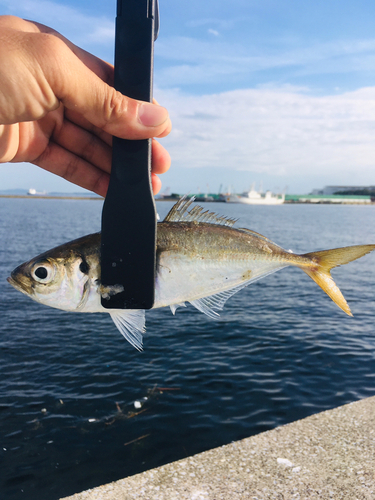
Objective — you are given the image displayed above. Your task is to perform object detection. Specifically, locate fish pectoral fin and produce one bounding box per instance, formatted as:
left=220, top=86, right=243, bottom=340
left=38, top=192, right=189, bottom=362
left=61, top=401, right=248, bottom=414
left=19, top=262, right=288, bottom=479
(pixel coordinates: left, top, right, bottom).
left=170, top=302, right=187, bottom=315
left=76, top=278, right=91, bottom=311
left=109, top=310, right=146, bottom=351
left=301, top=244, right=375, bottom=316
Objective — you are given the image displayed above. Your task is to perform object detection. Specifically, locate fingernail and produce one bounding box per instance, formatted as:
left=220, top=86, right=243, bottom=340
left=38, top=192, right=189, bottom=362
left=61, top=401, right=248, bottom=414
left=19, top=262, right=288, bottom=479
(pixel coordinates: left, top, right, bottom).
left=138, top=103, right=168, bottom=127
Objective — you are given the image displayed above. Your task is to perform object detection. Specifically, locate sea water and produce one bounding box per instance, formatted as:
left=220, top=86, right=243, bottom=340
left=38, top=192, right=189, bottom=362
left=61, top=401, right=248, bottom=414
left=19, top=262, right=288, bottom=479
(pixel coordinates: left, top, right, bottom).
left=1, top=198, right=374, bottom=500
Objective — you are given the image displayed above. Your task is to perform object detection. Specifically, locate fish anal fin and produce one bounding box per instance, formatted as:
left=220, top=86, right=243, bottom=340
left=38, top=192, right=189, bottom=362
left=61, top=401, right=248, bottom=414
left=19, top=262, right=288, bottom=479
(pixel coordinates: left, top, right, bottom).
left=301, top=244, right=375, bottom=316
left=109, top=310, right=145, bottom=351
left=190, top=298, right=221, bottom=319
left=189, top=281, right=254, bottom=319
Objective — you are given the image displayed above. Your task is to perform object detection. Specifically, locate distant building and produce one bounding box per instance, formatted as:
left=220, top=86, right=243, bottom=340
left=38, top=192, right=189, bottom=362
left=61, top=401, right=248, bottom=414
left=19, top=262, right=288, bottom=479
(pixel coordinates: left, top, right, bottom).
left=311, top=185, right=375, bottom=195
left=286, top=194, right=372, bottom=204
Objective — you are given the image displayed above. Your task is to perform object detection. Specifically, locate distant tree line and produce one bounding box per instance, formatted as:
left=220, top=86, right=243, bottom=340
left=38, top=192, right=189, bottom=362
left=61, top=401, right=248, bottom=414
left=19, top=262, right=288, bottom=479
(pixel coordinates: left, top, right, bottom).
left=334, top=189, right=375, bottom=198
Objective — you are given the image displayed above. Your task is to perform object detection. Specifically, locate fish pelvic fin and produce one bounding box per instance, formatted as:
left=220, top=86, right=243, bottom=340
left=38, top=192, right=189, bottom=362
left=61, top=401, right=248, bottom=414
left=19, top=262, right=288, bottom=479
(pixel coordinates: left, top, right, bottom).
left=109, top=310, right=145, bottom=351
left=300, top=244, right=375, bottom=316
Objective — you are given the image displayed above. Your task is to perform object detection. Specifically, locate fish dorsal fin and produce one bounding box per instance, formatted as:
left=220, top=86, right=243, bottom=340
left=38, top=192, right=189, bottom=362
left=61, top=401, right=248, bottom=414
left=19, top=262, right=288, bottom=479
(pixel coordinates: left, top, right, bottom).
left=170, top=302, right=187, bottom=315
left=109, top=310, right=145, bottom=351
left=164, top=196, right=237, bottom=227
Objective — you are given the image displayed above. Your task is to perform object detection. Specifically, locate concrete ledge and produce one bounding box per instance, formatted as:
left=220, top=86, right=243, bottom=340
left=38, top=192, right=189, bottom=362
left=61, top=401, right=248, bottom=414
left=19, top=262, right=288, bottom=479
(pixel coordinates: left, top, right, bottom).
left=61, top=396, right=375, bottom=500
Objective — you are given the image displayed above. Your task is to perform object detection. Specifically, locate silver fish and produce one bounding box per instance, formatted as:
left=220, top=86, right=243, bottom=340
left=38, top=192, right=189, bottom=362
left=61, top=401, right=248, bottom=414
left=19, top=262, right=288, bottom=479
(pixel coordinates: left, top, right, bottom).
left=7, top=197, right=375, bottom=350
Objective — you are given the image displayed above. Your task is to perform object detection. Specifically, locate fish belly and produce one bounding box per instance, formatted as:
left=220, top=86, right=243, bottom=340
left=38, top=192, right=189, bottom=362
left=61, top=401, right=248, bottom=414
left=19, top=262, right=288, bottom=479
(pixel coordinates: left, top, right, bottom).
left=153, top=251, right=285, bottom=309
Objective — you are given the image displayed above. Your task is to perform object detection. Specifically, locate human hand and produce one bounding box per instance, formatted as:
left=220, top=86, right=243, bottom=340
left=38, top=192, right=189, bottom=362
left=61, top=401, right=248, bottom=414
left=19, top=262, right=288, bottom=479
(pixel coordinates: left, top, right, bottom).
left=0, top=16, right=172, bottom=196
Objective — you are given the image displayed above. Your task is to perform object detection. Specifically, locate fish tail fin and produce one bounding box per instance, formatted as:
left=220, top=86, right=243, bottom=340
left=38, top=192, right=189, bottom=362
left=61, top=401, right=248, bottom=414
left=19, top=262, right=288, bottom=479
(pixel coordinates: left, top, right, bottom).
left=300, top=245, right=375, bottom=316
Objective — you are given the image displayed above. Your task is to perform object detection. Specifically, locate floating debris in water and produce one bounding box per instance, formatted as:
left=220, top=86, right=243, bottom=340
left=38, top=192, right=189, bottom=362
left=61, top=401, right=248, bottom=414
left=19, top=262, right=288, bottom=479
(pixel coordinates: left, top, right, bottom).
left=134, top=397, right=148, bottom=409
left=124, top=434, right=150, bottom=447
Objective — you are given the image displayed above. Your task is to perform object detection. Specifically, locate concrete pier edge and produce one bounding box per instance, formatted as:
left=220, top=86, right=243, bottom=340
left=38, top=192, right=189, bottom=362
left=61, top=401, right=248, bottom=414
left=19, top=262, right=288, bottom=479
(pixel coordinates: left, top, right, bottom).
left=61, top=396, right=375, bottom=499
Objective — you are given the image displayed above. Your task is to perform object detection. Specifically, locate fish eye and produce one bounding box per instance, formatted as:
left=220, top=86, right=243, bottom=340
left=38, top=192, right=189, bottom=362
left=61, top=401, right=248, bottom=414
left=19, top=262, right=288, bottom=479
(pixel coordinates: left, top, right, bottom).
left=35, top=267, right=48, bottom=280
left=31, top=262, right=56, bottom=284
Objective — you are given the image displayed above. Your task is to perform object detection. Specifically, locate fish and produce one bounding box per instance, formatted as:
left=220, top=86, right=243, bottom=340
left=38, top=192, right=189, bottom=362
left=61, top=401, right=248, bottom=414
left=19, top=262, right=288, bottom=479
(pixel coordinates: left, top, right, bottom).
left=7, top=197, right=375, bottom=350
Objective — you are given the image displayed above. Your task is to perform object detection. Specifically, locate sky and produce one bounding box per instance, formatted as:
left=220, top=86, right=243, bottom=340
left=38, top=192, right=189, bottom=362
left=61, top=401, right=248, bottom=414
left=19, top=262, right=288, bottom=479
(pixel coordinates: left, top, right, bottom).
left=1, top=0, right=375, bottom=194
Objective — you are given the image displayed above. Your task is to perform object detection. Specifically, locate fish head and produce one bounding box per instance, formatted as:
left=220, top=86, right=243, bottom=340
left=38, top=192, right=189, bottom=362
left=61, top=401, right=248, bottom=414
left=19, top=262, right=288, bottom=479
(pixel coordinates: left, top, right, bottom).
left=7, top=233, right=101, bottom=311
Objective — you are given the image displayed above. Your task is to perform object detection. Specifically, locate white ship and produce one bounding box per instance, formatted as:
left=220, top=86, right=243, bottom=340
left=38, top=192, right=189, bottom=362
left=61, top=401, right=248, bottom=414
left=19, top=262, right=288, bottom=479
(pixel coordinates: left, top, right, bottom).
left=237, top=185, right=285, bottom=205
left=28, top=188, right=47, bottom=196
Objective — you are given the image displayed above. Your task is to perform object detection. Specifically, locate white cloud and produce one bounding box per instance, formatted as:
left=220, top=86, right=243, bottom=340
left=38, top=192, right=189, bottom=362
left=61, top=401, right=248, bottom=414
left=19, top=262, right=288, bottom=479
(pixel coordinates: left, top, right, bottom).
left=157, top=86, right=375, bottom=188
left=85, top=25, right=115, bottom=45
left=186, top=18, right=234, bottom=30
left=155, top=35, right=375, bottom=88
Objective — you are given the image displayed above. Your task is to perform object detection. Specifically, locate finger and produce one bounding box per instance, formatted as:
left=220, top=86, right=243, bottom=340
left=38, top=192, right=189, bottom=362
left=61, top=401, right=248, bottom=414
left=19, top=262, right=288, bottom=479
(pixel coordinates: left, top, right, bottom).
left=54, top=116, right=170, bottom=177
left=52, top=117, right=112, bottom=174
left=64, top=109, right=113, bottom=146
left=32, top=141, right=167, bottom=197
left=63, top=111, right=173, bottom=175
left=0, top=123, right=19, bottom=162
left=63, top=111, right=171, bottom=175
left=151, top=173, right=162, bottom=195
left=151, top=140, right=171, bottom=175
left=32, top=142, right=110, bottom=197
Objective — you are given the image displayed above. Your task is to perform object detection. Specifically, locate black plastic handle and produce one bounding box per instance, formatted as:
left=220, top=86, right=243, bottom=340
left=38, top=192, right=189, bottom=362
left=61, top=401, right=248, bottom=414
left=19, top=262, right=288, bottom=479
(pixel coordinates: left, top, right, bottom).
left=100, top=0, right=159, bottom=310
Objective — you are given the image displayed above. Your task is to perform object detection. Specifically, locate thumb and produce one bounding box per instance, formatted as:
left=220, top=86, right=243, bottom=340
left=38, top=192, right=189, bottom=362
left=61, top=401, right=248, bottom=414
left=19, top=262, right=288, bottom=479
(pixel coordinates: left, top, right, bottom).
left=42, top=35, right=171, bottom=140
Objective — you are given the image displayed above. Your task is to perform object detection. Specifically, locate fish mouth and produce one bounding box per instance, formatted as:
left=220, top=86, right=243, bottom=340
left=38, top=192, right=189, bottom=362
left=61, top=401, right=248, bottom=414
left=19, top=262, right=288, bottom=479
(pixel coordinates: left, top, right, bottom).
left=7, top=274, right=32, bottom=296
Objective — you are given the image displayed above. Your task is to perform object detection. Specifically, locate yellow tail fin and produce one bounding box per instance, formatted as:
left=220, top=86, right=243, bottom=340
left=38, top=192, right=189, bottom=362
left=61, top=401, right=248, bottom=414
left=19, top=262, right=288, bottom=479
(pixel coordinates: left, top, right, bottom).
left=300, top=245, right=375, bottom=316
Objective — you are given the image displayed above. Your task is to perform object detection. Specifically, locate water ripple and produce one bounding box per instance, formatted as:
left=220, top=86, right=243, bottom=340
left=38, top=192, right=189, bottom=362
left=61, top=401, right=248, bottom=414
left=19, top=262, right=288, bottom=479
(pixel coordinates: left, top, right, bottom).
left=0, top=199, right=374, bottom=499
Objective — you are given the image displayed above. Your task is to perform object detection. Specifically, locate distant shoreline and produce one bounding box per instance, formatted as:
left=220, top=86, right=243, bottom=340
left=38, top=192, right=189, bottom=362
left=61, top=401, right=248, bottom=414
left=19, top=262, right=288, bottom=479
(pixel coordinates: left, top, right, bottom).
left=0, top=195, right=175, bottom=201
left=0, top=194, right=103, bottom=200
left=1, top=194, right=374, bottom=205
